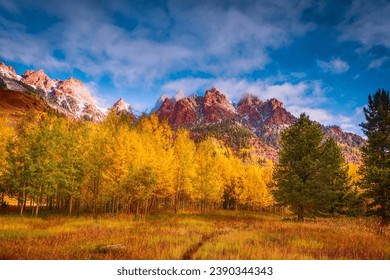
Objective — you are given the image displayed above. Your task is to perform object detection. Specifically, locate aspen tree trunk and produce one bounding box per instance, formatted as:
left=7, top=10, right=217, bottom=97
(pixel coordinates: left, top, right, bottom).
left=69, top=195, right=73, bottom=215
left=297, top=206, right=304, bottom=221
left=136, top=201, right=140, bottom=217
left=35, top=186, right=42, bottom=218
left=20, top=185, right=26, bottom=216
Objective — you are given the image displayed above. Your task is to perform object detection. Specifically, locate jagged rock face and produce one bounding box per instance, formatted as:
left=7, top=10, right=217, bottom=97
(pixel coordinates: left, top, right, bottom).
left=156, top=98, right=175, bottom=122
left=112, top=97, right=130, bottom=111
left=0, top=61, right=105, bottom=121
left=21, top=69, right=55, bottom=92
left=156, top=88, right=237, bottom=126
left=203, top=87, right=236, bottom=122
left=151, top=94, right=170, bottom=112
left=259, top=98, right=295, bottom=125
left=237, top=94, right=295, bottom=127
left=322, top=125, right=365, bottom=164
left=153, top=88, right=365, bottom=163
left=0, top=62, right=18, bottom=80
left=237, top=94, right=295, bottom=148
left=321, top=125, right=365, bottom=151
left=156, top=95, right=199, bottom=126
left=55, top=78, right=94, bottom=104
left=152, top=92, right=185, bottom=113
left=172, top=97, right=198, bottom=125
left=50, top=78, right=104, bottom=120
left=111, top=98, right=137, bottom=122
left=237, top=93, right=263, bottom=126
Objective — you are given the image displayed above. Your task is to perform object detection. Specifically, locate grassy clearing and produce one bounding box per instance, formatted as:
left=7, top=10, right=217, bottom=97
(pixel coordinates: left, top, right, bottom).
left=0, top=212, right=388, bottom=260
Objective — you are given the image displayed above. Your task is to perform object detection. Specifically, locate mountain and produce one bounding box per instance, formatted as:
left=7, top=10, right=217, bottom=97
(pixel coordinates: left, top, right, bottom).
left=0, top=62, right=19, bottom=80
left=0, top=84, right=49, bottom=114
left=0, top=61, right=364, bottom=164
left=155, top=87, right=364, bottom=164
left=151, top=91, right=185, bottom=113
left=0, top=62, right=105, bottom=121
left=155, top=87, right=237, bottom=125
left=236, top=94, right=295, bottom=148
left=0, top=63, right=53, bottom=115
left=21, top=69, right=105, bottom=121
left=111, top=97, right=137, bottom=122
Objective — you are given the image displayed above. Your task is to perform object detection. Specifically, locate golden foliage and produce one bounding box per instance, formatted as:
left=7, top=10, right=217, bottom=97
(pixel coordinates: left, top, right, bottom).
left=1, top=112, right=276, bottom=215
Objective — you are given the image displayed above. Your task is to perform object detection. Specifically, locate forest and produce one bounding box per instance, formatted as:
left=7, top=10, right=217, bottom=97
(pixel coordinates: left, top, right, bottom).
left=0, top=90, right=389, bottom=260
left=0, top=111, right=277, bottom=217
left=0, top=90, right=389, bottom=225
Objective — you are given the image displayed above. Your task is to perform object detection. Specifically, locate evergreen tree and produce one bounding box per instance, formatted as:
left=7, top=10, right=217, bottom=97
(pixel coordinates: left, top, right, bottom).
left=360, top=89, right=390, bottom=226
left=273, top=114, right=348, bottom=220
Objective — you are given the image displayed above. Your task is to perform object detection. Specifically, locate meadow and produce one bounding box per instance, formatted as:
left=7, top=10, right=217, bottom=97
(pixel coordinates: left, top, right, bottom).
left=0, top=211, right=389, bottom=260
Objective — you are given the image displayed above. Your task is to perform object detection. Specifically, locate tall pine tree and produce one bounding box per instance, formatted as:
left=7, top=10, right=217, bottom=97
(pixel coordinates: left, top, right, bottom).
left=360, top=89, right=390, bottom=226
left=273, top=114, right=349, bottom=220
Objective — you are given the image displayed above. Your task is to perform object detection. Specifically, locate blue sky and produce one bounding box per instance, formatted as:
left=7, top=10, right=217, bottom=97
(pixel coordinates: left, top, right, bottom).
left=1, top=0, right=390, bottom=136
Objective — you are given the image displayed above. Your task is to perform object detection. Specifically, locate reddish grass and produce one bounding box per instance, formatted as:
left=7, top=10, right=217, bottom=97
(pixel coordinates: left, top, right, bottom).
left=0, top=212, right=388, bottom=260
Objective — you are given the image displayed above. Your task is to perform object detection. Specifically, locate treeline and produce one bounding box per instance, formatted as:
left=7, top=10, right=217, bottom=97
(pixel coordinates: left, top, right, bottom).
left=0, top=112, right=274, bottom=217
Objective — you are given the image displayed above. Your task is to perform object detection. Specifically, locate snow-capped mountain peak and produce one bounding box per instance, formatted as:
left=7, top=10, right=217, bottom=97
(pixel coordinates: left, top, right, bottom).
left=112, top=97, right=133, bottom=113
left=0, top=61, right=105, bottom=121
left=0, top=62, right=19, bottom=80
left=21, top=69, right=56, bottom=92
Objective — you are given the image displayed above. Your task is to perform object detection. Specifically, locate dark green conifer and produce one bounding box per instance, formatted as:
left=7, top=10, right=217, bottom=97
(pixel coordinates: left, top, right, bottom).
left=360, top=89, right=390, bottom=226
left=274, top=114, right=349, bottom=220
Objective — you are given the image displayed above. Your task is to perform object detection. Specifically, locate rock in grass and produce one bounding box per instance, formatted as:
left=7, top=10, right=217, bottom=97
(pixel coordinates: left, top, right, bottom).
left=98, top=244, right=125, bottom=253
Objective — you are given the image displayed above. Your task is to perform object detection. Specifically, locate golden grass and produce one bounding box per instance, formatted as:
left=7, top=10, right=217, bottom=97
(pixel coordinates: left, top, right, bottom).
left=0, top=212, right=388, bottom=260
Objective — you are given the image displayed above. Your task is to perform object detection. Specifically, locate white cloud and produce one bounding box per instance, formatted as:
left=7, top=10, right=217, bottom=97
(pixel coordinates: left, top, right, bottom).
left=339, top=0, right=390, bottom=49
left=0, top=0, right=314, bottom=89
left=317, top=58, right=350, bottom=74
left=161, top=76, right=328, bottom=115
left=0, top=16, right=69, bottom=71
left=289, top=106, right=334, bottom=123
left=369, top=56, right=389, bottom=69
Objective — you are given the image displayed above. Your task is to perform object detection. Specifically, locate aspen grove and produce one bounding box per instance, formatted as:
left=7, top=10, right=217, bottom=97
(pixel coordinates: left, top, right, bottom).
left=0, top=112, right=275, bottom=216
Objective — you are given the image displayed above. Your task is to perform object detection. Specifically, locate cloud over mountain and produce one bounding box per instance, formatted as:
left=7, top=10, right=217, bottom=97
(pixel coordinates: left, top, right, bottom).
left=0, top=0, right=389, bottom=138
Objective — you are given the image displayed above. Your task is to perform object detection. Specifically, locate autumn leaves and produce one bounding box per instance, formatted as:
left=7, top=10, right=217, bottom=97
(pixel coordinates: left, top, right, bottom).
left=0, top=111, right=273, bottom=216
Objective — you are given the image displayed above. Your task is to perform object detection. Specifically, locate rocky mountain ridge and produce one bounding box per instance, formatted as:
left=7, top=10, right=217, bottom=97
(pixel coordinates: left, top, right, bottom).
left=154, top=86, right=364, bottom=163
left=0, top=61, right=364, bottom=163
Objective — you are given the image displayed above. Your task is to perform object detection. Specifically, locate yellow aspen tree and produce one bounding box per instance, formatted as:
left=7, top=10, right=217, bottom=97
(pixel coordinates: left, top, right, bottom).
left=348, top=163, right=362, bottom=186
left=173, top=129, right=196, bottom=213
left=22, top=114, right=67, bottom=217
left=218, top=148, right=244, bottom=210
left=0, top=116, right=14, bottom=205
left=242, top=164, right=273, bottom=209
left=237, top=158, right=274, bottom=210
left=102, top=125, right=134, bottom=214
left=7, top=112, right=42, bottom=215
left=193, top=138, right=223, bottom=213
left=58, top=119, right=88, bottom=214
left=136, top=115, right=175, bottom=212
left=83, top=122, right=112, bottom=218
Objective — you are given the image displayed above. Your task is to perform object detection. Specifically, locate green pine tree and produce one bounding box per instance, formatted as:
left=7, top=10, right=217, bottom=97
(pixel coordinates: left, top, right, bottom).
left=360, top=89, right=390, bottom=226
left=273, top=114, right=349, bottom=220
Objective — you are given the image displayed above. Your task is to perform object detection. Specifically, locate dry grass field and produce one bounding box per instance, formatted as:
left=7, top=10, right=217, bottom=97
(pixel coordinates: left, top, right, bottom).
left=0, top=211, right=389, bottom=260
